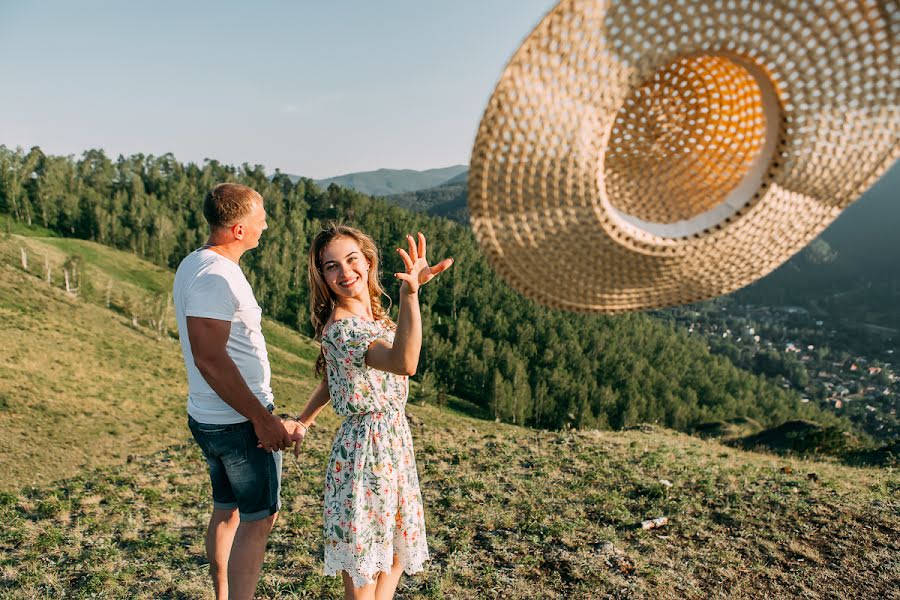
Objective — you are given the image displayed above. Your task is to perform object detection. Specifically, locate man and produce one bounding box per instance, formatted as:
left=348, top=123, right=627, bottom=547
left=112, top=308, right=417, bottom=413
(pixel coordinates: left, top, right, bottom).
left=173, top=182, right=300, bottom=600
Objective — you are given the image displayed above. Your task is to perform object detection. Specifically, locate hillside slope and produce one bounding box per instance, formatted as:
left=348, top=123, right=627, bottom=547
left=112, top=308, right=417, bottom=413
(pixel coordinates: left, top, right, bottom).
left=0, top=148, right=845, bottom=432
left=386, top=175, right=469, bottom=221
left=1, top=412, right=897, bottom=599
left=0, top=233, right=320, bottom=489
left=0, top=232, right=897, bottom=599
left=735, top=161, right=900, bottom=331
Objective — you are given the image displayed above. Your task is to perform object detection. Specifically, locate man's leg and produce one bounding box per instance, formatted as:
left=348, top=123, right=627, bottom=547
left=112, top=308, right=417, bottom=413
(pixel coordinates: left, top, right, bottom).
left=188, top=417, right=243, bottom=600
left=206, top=507, right=239, bottom=600
left=216, top=417, right=282, bottom=599
left=227, top=512, right=278, bottom=600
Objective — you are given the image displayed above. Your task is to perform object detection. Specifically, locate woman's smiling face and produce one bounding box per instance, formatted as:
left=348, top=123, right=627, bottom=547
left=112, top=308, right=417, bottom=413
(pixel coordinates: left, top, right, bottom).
left=320, top=236, right=370, bottom=299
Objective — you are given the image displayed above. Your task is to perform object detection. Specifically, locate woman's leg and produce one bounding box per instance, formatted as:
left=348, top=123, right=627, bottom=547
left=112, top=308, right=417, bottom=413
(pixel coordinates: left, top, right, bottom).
left=342, top=571, right=376, bottom=600
left=374, top=554, right=404, bottom=600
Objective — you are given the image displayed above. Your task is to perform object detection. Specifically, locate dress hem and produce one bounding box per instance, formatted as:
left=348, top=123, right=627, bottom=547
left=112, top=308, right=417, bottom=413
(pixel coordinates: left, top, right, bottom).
left=323, top=553, right=430, bottom=588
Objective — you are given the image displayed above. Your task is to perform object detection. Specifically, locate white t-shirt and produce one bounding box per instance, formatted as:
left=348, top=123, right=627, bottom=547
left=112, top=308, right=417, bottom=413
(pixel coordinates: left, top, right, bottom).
left=173, top=248, right=273, bottom=424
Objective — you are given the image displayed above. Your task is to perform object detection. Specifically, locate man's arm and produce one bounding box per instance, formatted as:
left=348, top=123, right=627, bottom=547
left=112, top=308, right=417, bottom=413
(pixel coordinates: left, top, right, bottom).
left=187, top=316, right=292, bottom=451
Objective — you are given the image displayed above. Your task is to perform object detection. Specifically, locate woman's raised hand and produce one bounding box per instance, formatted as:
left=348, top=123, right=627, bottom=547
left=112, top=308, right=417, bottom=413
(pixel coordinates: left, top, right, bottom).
left=395, top=232, right=453, bottom=294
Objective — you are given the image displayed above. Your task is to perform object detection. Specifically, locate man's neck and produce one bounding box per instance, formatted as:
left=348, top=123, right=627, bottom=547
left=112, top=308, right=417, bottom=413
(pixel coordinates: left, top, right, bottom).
left=203, top=238, right=244, bottom=264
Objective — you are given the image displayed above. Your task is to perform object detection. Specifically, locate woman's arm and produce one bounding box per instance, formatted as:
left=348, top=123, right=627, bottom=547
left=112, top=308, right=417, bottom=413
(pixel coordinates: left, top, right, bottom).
left=366, top=232, right=452, bottom=377
left=367, top=289, right=421, bottom=376
left=283, top=378, right=331, bottom=456
left=294, top=378, right=331, bottom=427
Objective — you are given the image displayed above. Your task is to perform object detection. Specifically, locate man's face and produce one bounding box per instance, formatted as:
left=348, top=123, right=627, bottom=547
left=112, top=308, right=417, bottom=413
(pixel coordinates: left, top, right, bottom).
left=236, top=198, right=268, bottom=249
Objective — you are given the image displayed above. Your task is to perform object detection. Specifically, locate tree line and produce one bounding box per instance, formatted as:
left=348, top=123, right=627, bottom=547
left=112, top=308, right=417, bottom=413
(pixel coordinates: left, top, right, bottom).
left=0, top=145, right=837, bottom=431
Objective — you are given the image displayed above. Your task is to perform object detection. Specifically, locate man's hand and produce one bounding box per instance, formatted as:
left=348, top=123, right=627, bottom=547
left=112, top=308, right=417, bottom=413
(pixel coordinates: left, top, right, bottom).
left=253, top=413, right=293, bottom=452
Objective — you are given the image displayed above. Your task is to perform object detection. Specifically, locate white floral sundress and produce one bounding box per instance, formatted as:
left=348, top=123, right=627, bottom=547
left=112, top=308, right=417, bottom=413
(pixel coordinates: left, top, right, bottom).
left=321, top=316, right=429, bottom=587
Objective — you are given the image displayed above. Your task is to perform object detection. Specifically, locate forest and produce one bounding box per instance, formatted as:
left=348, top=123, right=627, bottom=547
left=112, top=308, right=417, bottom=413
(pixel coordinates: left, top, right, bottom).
left=0, top=145, right=836, bottom=431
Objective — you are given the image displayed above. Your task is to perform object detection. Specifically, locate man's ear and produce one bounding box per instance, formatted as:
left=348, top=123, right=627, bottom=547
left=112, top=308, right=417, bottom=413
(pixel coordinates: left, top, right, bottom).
left=232, top=222, right=245, bottom=240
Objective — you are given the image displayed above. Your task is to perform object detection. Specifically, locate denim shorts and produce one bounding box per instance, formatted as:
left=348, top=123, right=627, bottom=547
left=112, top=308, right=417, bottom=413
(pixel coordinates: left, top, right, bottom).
left=188, top=414, right=282, bottom=521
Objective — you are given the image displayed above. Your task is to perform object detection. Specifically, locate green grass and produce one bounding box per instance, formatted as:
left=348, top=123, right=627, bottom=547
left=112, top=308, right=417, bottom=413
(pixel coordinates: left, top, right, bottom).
left=1, top=218, right=57, bottom=238
left=0, top=234, right=897, bottom=598
left=0, top=235, right=318, bottom=490
left=0, top=415, right=897, bottom=599
left=36, top=237, right=173, bottom=294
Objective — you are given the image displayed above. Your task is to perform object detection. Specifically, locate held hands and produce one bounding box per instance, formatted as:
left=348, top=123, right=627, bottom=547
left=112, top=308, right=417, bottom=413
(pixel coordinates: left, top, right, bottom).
left=257, top=418, right=308, bottom=455
left=395, top=232, right=454, bottom=295
left=254, top=413, right=295, bottom=452
left=284, top=420, right=309, bottom=458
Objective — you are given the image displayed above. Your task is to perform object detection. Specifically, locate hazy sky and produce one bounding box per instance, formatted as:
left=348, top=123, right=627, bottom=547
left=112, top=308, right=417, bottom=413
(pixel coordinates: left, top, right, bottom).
left=0, top=1, right=556, bottom=178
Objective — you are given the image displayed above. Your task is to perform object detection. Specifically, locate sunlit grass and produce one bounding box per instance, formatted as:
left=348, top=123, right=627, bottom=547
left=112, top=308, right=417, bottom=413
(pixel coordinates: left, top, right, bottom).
left=0, top=234, right=896, bottom=598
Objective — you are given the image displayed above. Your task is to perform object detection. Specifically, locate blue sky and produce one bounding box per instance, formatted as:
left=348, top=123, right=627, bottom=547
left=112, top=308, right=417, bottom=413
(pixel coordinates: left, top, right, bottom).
left=0, top=1, right=555, bottom=178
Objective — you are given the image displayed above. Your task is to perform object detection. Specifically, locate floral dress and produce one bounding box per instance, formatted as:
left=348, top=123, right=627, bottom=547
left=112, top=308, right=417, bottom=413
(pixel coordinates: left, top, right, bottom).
left=321, top=316, right=429, bottom=587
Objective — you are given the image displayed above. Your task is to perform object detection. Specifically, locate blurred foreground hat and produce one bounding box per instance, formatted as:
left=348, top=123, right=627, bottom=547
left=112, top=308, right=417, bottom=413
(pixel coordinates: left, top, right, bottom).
left=469, top=0, right=899, bottom=312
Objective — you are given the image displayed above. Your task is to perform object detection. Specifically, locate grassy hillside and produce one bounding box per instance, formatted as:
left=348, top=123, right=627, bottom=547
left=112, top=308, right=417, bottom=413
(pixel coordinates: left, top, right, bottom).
left=0, top=231, right=320, bottom=489
left=1, top=411, right=897, bottom=599
left=0, top=227, right=897, bottom=598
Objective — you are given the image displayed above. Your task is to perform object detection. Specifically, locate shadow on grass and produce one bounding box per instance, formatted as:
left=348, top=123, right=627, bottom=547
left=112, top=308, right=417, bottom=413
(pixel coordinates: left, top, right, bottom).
left=726, top=419, right=899, bottom=468
left=444, top=396, right=491, bottom=421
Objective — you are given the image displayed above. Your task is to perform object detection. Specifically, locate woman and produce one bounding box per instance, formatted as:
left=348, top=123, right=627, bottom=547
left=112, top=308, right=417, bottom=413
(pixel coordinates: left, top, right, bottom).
left=292, top=224, right=453, bottom=599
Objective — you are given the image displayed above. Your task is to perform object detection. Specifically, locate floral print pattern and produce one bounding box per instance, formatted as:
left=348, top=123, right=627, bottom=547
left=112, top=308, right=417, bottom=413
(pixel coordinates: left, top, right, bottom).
left=321, top=316, right=428, bottom=587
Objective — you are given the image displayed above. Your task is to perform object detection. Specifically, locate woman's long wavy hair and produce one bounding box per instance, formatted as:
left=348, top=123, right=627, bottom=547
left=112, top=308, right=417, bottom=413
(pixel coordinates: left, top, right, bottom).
left=308, top=223, right=394, bottom=376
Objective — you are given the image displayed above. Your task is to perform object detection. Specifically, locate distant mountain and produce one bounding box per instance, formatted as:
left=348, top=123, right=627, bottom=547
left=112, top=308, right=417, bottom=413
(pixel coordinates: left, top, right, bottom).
left=386, top=169, right=469, bottom=221
left=388, top=163, right=900, bottom=331
left=309, top=165, right=468, bottom=197
left=735, top=162, right=900, bottom=331
left=441, top=170, right=468, bottom=186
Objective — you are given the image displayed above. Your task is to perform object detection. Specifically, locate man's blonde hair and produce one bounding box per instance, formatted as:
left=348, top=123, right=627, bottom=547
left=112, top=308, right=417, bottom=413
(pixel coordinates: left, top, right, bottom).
left=203, top=183, right=262, bottom=230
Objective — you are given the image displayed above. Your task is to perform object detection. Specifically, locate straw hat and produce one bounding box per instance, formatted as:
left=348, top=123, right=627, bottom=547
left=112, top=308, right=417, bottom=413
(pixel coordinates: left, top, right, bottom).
left=469, top=0, right=899, bottom=312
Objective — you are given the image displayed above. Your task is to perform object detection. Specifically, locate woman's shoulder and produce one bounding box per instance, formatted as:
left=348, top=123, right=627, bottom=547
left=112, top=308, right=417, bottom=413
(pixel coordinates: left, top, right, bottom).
left=322, top=315, right=379, bottom=342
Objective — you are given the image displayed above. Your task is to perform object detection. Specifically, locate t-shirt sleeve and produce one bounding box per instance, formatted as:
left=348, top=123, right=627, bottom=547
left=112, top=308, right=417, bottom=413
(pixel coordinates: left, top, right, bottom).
left=329, top=320, right=379, bottom=370
left=184, top=272, right=238, bottom=321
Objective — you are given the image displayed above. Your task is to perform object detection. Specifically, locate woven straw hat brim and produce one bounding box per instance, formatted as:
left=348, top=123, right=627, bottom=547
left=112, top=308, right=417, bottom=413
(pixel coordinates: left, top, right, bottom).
left=469, top=0, right=899, bottom=313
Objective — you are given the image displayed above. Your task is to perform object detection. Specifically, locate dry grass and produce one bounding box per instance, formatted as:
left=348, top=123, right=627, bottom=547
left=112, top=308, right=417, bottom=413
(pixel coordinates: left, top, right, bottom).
left=0, top=235, right=318, bottom=489
left=0, top=411, right=897, bottom=599
left=0, top=233, right=897, bottom=598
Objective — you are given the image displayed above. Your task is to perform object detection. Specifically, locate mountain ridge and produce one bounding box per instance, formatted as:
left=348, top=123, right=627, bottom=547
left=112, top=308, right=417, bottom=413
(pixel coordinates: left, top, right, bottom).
left=297, top=164, right=469, bottom=197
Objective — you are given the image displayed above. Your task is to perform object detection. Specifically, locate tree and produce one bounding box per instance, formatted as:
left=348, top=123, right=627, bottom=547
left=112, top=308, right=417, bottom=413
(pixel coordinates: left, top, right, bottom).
left=0, top=145, right=834, bottom=434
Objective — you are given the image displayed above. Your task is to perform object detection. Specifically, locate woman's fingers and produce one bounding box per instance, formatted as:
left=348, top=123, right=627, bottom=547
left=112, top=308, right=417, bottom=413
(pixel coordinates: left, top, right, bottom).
left=395, top=271, right=419, bottom=294
left=429, top=257, right=454, bottom=276
left=416, top=258, right=454, bottom=287
left=407, top=234, right=418, bottom=261
left=401, top=233, right=448, bottom=284
left=397, top=247, right=414, bottom=271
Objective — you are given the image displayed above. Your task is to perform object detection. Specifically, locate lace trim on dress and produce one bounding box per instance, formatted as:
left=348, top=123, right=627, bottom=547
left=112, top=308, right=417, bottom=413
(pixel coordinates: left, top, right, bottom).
left=323, top=532, right=430, bottom=589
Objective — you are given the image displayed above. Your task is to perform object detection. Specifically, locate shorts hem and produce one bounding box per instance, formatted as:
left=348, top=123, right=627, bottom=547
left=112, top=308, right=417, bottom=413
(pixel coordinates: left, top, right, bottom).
left=239, top=502, right=281, bottom=522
